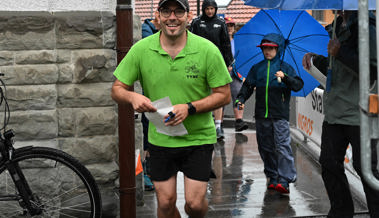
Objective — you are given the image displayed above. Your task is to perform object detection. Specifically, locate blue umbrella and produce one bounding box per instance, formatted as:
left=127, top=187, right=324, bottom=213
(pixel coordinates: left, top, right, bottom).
left=234, top=9, right=329, bottom=97
left=243, top=0, right=376, bottom=10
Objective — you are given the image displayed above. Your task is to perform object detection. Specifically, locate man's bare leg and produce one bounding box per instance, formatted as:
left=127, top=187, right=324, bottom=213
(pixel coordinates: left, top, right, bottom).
left=214, top=107, right=224, bottom=138
left=183, top=176, right=208, bottom=218
left=154, top=175, right=181, bottom=218
left=233, top=107, right=244, bottom=120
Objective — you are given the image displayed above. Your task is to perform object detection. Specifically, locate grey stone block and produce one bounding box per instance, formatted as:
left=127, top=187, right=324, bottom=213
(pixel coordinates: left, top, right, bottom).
left=15, top=50, right=56, bottom=64
left=0, top=16, right=55, bottom=50
left=71, top=49, right=116, bottom=83
left=1, top=64, right=59, bottom=85
left=55, top=15, right=103, bottom=49
left=7, top=110, right=58, bottom=140
left=0, top=51, right=14, bottom=66
left=57, top=83, right=115, bottom=107
left=76, top=107, right=117, bottom=137
left=59, top=135, right=118, bottom=164
left=6, top=85, right=57, bottom=111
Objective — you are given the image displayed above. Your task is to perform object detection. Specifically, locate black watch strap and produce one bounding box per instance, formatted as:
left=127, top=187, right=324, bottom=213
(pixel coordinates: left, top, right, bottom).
left=187, top=102, right=196, bottom=115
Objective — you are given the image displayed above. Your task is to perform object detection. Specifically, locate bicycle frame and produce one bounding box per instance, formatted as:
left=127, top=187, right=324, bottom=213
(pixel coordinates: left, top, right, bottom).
left=0, top=130, right=43, bottom=215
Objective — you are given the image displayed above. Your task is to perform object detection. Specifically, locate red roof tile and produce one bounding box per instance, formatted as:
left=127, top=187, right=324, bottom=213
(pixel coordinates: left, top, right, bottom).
left=135, top=0, right=259, bottom=25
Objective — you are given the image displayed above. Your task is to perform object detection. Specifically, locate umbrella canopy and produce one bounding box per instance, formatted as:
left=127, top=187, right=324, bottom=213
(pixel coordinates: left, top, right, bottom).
left=244, top=0, right=376, bottom=10
left=234, top=9, right=329, bottom=97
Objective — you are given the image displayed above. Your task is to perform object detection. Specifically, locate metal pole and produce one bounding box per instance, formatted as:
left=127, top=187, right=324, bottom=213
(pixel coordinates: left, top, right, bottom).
left=116, top=0, right=137, bottom=217
left=359, top=0, right=379, bottom=190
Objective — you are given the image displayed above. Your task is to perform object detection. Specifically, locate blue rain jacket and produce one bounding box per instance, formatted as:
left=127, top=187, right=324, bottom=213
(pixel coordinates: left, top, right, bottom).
left=236, top=33, right=304, bottom=120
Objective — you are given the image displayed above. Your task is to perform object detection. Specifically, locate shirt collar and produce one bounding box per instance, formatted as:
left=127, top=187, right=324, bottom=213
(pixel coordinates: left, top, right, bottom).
left=149, top=30, right=199, bottom=57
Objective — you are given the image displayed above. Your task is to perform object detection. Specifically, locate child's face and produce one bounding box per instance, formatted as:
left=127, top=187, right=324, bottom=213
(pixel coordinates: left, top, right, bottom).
left=262, top=46, right=278, bottom=60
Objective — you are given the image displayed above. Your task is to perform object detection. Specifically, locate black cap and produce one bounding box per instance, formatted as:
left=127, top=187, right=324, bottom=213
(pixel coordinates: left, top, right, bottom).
left=158, top=0, right=190, bottom=12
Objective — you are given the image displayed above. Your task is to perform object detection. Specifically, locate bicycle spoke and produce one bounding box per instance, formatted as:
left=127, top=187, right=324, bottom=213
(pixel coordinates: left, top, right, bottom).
left=39, top=185, right=87, bottom=203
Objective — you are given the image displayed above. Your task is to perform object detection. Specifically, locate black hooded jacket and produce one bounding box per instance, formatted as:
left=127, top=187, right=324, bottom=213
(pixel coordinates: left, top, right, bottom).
left=189, top=0, right=233, bottom=67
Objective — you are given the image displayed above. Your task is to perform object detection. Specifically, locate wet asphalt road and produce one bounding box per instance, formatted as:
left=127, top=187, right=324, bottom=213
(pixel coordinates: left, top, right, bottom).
left=136, top=127, right=369, bottom=218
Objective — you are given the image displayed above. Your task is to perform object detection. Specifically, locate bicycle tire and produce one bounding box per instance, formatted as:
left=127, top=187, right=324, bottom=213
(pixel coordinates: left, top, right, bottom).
left=0, top=146, right=102, bottom=218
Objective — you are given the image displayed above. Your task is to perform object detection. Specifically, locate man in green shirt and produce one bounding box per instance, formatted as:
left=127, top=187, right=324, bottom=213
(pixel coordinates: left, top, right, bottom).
left=111, top=0, right=231, bottom=216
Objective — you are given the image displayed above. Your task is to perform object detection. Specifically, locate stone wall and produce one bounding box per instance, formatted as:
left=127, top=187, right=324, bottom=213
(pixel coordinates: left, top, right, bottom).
left=0, top=11, right=142, bottom=217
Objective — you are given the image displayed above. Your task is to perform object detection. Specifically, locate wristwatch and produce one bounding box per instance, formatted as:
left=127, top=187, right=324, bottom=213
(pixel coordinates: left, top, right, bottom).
left=187, top=102, right=196, bottom=115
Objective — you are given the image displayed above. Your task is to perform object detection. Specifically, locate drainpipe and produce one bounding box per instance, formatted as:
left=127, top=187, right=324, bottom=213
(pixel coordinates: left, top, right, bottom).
left=197, top=0, right=200, bottom=16
left=116, top=0, right=136, bottom=217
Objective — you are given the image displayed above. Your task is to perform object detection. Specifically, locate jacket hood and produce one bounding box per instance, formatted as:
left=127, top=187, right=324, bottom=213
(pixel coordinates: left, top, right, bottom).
left=260, top=33, right=285, bottom=59
left=201, top=0, right=218, bottom=20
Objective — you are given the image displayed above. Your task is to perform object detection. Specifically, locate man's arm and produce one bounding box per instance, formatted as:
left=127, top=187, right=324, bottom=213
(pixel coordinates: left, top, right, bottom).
left=111, top=79, right=157, bottom=113
left=235, top=80, right=254, bottom=105
left=220, top=21, right=234, bottom=67
left=194, top=84, right=231, bottom=113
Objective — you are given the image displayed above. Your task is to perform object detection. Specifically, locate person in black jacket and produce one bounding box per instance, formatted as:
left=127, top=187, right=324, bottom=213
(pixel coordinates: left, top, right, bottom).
left=189, top=0, right=233, bottom=140
left=303, top=11, right=379, bottom=217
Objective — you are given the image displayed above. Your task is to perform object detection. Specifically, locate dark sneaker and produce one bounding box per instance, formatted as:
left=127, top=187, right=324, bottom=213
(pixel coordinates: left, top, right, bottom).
left=235, top=120, right=249, bottom=132
left=216, top=127, right=224, bottom=140
left=267, top=178, right=277, bottom=190
left=275, top=183, right=290, bottom=194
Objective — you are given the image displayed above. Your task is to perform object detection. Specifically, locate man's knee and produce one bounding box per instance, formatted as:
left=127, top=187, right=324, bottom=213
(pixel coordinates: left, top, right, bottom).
left=185, top=197, right=207, bottom=213
left=157, top=195, right=177, bottom=211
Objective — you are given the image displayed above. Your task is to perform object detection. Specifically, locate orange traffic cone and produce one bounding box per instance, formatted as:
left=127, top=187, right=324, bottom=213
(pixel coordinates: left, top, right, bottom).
left=135, top=150, right=143, bottom=176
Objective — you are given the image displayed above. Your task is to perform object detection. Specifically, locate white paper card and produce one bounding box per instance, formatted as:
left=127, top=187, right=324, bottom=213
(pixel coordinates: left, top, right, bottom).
left=145, top=96, right=188, bottom=136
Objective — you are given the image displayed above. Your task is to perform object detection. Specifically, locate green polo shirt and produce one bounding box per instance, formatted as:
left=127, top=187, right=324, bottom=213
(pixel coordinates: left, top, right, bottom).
left=114, top=30, right=232, bottom=147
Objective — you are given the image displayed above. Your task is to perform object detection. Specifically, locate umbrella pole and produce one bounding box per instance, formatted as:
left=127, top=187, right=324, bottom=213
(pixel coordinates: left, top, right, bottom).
left=328, top=11, right=338, bottom=70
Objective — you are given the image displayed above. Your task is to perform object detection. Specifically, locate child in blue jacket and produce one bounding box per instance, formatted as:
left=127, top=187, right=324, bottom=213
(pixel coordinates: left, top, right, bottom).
left=235, top=33, right=304, bottom=193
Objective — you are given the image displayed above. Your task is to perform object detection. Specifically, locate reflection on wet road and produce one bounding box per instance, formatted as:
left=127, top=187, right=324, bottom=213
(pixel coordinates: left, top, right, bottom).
left=136, top=128, right=368, bottom=217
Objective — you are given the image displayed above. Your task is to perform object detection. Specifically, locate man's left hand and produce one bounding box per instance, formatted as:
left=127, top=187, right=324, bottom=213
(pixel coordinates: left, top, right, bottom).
left=328, top=39, right=341, bottom=57
left=164, top=103, right=189, bottom=126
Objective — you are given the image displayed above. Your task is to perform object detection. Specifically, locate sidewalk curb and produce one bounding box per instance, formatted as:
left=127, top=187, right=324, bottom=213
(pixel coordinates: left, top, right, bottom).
left=290, top=127, right=368, bottom=208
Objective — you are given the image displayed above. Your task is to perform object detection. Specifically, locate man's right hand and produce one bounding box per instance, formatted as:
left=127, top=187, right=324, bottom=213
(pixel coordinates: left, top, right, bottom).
left=111, top=79, right=157, bottom=113
left=130, top=93, right=157, bottom=113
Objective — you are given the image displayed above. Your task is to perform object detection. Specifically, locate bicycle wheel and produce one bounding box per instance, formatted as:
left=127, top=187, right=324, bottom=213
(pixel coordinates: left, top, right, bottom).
left=0, top=147, right=102, bottom=218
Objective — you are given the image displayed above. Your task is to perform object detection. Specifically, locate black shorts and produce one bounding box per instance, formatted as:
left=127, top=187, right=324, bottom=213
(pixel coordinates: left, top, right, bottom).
left=148, top=144, right=214, bottom=182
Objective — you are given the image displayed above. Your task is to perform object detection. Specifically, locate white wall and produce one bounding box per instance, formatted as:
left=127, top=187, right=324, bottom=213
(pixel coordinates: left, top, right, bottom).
left=0, top=0, right=117, bottom=12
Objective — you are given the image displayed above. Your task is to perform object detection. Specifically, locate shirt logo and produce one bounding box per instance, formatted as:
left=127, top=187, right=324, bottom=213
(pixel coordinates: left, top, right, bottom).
left=213, top=24, right=221, bottom=28
left=185, top=62, right=199, bottom=79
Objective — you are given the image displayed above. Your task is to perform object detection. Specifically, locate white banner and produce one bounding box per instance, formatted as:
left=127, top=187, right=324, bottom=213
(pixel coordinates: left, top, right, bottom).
left=296, top=88, right=324, bottom=146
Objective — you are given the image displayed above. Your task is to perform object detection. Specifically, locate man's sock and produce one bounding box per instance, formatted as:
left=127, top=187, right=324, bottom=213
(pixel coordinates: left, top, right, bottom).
left=215, top=120, right=222, bottom=129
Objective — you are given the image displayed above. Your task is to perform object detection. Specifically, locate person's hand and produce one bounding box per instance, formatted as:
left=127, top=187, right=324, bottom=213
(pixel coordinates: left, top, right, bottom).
left=130, top=93, right=157, bottom=113
left=237, top=102, right=245, bottom=110
left=234, top=100, right=244, bottom=110
left=228, top=66, right=233, bottom=72
left=302, top=52, right=315, bottom=70
left=275, top=70, right=285, bottom=83
left=275, top=71, right=284, bottom=79
left=327, top=38, right=341, bottom=57
left=164, top=103, right=188, bottom=126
